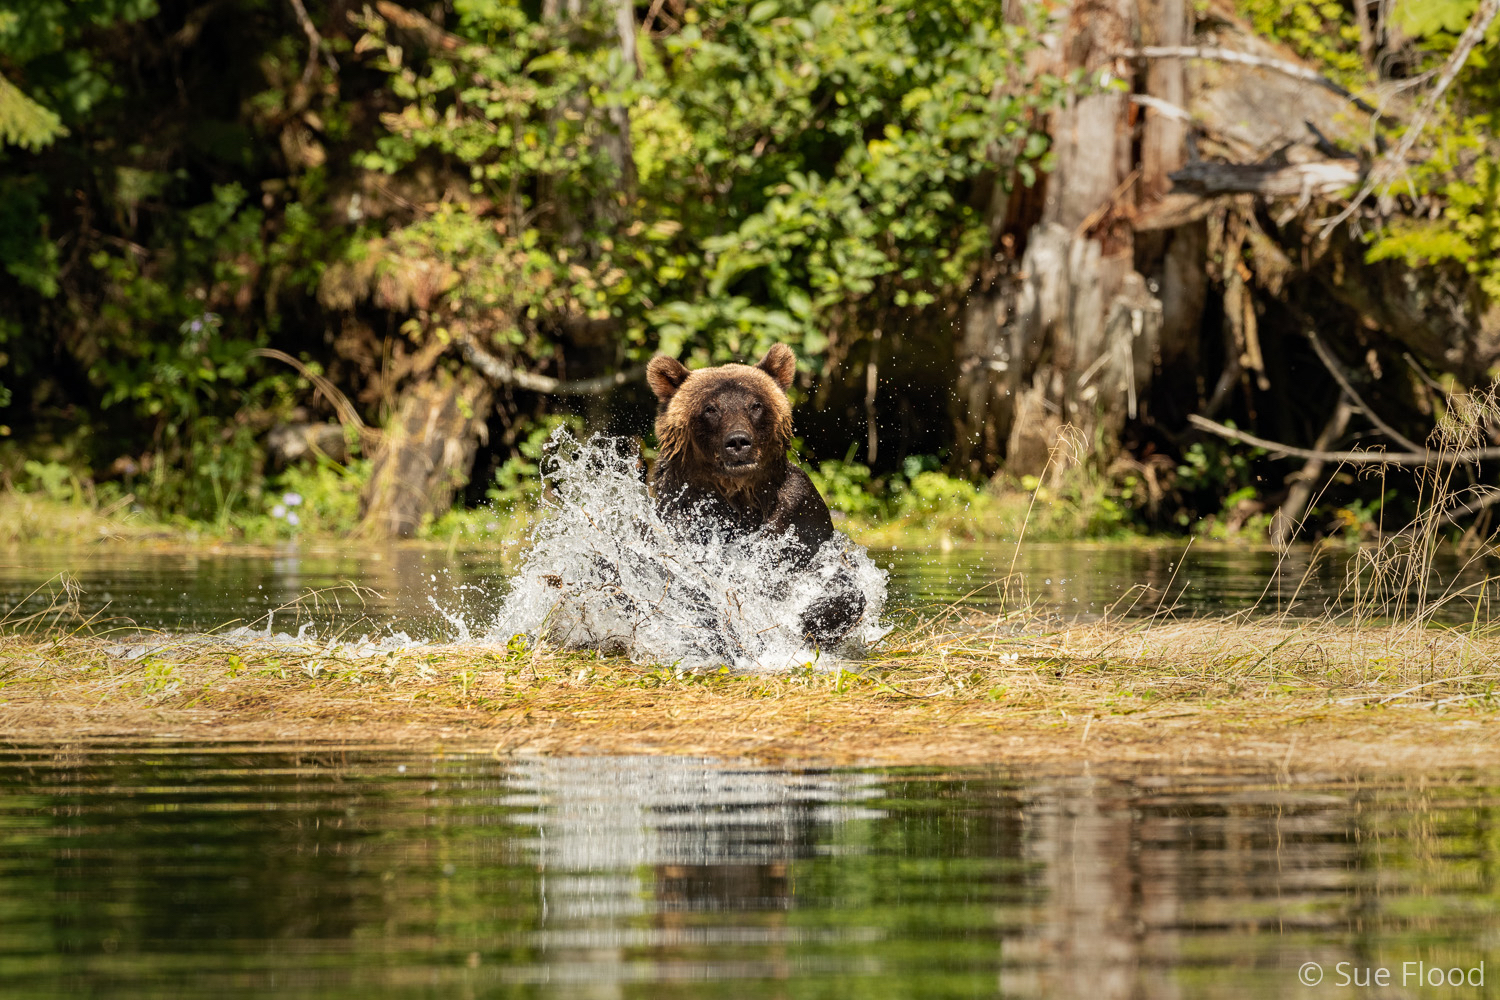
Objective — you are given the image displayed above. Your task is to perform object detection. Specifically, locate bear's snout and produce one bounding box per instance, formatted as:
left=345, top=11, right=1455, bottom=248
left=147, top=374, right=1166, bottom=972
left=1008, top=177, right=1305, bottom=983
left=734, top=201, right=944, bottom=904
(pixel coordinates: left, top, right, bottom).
left=722, top=432, right=755, bottom=468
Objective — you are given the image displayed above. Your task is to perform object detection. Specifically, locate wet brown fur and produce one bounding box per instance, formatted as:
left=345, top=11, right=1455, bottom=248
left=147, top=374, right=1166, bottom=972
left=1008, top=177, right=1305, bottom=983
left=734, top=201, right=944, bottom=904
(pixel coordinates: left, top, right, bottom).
left=653, top=362, right=794, bottom=507
left=646, top=345, right=863, bottom=644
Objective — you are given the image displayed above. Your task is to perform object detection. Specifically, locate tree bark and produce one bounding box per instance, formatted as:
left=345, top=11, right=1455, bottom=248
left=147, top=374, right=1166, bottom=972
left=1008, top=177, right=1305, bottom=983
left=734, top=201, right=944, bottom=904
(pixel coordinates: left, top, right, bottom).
left=953, top=0, right=1500, bottom=493
left=358, top=369, right=493, bottom=538
left=957, top=0, right=1167, bottom=481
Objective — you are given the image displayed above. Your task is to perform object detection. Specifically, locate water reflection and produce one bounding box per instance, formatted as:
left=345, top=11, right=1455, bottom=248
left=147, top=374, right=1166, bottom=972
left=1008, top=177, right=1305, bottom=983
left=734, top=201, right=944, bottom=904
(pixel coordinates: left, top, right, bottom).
left=1, top=748, right=1499, bottom=997
left=3, top=540, right=1495, bottom=634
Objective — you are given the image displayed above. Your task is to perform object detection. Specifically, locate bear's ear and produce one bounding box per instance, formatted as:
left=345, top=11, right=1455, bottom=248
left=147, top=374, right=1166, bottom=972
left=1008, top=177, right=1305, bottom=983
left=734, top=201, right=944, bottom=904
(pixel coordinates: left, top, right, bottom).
left=647, top=356, right=691, bottom=402
left=756, top=343, right=796, bottom=391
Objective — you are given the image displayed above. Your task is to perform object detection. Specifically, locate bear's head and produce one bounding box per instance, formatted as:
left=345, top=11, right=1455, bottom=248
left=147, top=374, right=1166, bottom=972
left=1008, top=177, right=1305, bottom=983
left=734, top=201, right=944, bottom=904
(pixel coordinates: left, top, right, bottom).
left=647, top=344, right=796, bottom=488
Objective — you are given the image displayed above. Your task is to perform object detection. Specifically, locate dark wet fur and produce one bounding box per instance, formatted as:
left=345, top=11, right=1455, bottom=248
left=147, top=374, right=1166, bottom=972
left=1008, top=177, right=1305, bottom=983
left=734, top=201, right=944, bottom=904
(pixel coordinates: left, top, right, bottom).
left=647, top=346, right=866, bottom=647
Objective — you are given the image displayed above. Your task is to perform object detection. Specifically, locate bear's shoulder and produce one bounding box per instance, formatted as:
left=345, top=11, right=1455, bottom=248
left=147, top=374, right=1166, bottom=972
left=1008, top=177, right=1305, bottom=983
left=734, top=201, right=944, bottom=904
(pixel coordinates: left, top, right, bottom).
left=768, top=464, right=834, bottom=557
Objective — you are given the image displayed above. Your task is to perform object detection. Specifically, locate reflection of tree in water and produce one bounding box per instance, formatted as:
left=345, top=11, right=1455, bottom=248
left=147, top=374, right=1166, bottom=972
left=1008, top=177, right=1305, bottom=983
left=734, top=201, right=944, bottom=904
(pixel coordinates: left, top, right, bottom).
left=0, top=748, right=409, bottom=989
left=5, top=749, right=1498, bottom=999
left=1000, top=771, right=1413, bottom=999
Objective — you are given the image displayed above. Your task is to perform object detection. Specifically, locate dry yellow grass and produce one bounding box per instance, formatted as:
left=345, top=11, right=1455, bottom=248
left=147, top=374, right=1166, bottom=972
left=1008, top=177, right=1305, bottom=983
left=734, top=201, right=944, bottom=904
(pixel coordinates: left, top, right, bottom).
left=4, top=612, right=1500, bottom=769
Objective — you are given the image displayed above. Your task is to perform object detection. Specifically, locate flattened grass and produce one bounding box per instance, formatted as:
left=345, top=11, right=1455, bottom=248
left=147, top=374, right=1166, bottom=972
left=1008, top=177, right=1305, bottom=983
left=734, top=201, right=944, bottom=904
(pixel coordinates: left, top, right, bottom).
left=5, top=610, right=1500, bottom=769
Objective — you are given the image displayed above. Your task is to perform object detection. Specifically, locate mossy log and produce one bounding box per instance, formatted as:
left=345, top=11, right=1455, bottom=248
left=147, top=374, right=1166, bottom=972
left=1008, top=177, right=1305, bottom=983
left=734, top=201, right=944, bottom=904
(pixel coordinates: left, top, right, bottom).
left=357, top=369, right=492, bottom=538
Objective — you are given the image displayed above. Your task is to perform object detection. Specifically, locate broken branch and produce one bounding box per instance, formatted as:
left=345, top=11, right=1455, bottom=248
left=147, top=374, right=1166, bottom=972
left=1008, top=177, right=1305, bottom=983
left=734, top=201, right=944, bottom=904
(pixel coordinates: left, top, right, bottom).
left=1188, top=413, right=1500, bottom=465
left=1170, top=160, right=1361, bottom=199
left=1116, top=45, right=1376, bottom=113
left=1304, top=329, right=1424, bottom=452
left=251, top=348, right=379, bottom=446
left=458, top=333, right=643, bottom=395
left=287, top=0, right=337, bottom=89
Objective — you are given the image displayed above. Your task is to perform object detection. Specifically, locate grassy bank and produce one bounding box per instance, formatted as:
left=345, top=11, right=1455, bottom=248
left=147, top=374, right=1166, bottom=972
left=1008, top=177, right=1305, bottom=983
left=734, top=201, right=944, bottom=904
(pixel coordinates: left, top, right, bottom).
left=0, top=446, right=1171, bottom=548
left=0, top=482, right=1194, bottom=551
left=4, top=615, right=1499, bottom=768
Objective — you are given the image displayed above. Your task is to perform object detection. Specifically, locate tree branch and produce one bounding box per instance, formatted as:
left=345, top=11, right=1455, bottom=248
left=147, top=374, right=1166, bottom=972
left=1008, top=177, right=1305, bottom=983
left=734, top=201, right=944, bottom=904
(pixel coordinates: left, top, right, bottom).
left=373, top=1, right=464, bottom=52
left=1115, top=45, right=1376, bottom=113
left=1436, top=488, right=1500, bottom=528
left=1269, top=395, right=1354, bottom=547
left=287, top=0, right=337, bottom=90
left=1187, top=413, right=1500, bottom=465
left=1319, top=0, right=1500, bottom=235
left=1304, top=329, right=1424, bottom=452
left=457, top=333, right=643, bottom=395
left=1170, top=160, right=1361, bottom=199
left=251, top=348, right=379, bottom=445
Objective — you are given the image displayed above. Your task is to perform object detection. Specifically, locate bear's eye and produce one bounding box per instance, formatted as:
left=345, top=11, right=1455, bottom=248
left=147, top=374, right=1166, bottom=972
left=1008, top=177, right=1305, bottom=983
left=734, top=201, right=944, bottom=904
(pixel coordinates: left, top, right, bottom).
left=751, top=401, right=763, bottom=415
left=704, top=403, right=719, bottom=417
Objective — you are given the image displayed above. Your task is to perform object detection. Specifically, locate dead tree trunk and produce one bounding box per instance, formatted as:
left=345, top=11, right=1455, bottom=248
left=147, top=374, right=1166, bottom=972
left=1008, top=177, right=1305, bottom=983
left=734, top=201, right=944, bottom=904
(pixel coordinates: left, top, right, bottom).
left=955, top=0, right=1500, bottom=518
left=957, top=0, right=1168, bottom=481
left=358, top=369, right=493, bottom=538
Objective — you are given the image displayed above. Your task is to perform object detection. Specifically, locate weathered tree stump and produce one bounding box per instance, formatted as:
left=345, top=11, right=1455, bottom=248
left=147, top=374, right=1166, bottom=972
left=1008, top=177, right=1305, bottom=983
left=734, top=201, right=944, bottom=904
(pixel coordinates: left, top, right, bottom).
left=357, top=369, right=493, bottom=538
left=958, top=0, right=1171, bottom=481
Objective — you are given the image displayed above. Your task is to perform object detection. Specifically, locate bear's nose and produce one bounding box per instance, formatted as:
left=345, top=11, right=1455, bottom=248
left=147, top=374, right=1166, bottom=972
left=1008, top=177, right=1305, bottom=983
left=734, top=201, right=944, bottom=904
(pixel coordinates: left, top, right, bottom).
left=723, top=433, right=754, bottom=463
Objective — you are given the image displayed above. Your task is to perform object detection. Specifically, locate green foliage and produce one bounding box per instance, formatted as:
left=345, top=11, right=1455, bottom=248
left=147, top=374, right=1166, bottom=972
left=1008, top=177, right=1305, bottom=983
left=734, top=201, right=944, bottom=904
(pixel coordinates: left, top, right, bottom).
left=0, top=0, right=1069, bottom=532
left=246, top=458, right=372, bottom=540
left=20, top=459, right=80, bottom=502
left=1173, top=435, right=1266, bottom=532
left=894, top=467, right=983, bottom=518
left=810, top=452, right=984, bottom=523
left=808, top=451, right=885, bottom=520
left=1321, top=490, right=1394, bottom=540
left=1363, top=5, right=1500, bottom=299
left=0, top=73, right=65, bottom=149
left=343, top=0, right=1058, bottom=372
left=1175, top=438, right=1262, bottom=493
left=1236, top=0, right=1365, bottom=86
left=1019, top=467, right=1135, bottom=537
left=487, top=415, right=586, bottom=512
left=0, top=1, right=306, bottom=522
left=1395, top=0, right=1485, bottom=37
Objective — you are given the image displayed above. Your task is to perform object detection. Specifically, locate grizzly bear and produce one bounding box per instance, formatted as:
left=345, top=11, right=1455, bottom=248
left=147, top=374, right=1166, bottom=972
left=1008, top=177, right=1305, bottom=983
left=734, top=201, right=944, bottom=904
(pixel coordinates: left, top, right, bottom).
left=646, top=344, right=865, bottom=646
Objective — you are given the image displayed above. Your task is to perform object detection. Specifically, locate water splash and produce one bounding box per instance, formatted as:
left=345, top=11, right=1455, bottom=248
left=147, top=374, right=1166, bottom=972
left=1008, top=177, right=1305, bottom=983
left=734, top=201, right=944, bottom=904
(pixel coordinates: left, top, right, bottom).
left=486, top=429, right=888, bottom=671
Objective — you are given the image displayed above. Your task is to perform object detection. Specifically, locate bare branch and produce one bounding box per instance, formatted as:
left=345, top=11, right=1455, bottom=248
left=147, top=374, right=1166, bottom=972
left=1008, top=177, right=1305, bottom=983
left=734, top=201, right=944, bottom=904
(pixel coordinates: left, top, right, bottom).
left=1320, top=0, right=1500, bottom=235
left=287, top=0, right=337, bottom=90
left=1304, top=329, right=1424, bottom=452
left=251, top=348, right=379, bottom=445
left=458, top=333, right=643, bottom=395
left=1435, top=488, right=1500, bottom=528
left=1116, top=45, right=1376, bottom=113
left=1170, top=160, right=1361, bottom=199
left=1269, top=396, right=1354, bottom=548
left=373, top=1, right=464, bottom=51
left=1187, top=413, right=1500, bottom=465
left=1129, top=93, right=1192, bottom=122
left=641, top=0, right=669, bottom=36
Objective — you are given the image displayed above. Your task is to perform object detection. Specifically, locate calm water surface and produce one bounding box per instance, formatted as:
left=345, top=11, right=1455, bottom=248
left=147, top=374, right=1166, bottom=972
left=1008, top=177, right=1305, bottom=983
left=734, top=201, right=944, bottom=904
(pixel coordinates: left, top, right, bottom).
left=2, top=541, right=1493, bottom=634
left=5, top=546, right=1499, bottom=996
left=2, top=746, right=1499, bottom=999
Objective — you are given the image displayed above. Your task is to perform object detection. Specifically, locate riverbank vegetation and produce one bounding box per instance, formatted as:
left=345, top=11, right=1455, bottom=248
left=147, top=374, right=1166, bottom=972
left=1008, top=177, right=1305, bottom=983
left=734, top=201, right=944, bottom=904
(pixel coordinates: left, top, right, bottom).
left=4, top=0, right=1500, bottom=545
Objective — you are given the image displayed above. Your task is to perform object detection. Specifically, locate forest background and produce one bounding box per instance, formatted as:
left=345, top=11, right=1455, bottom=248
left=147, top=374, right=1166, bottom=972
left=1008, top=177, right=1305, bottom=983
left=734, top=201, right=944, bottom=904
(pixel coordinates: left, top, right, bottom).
left=2, top=0, right=1498, bottom=548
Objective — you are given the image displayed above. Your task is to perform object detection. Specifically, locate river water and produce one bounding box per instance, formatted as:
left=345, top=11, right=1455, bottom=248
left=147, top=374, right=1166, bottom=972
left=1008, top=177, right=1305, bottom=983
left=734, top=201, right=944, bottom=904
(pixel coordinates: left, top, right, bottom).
left=1, top=540, right=1495, bottom=636
left=2, top=746, right=1497, bottom=999
left=3, top=541, right=1499, bottom=996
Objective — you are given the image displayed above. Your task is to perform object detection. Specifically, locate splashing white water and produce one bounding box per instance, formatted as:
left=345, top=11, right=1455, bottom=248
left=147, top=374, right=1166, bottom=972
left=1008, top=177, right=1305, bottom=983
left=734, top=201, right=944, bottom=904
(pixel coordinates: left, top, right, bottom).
left=485, top=429, right=888, bottom=671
